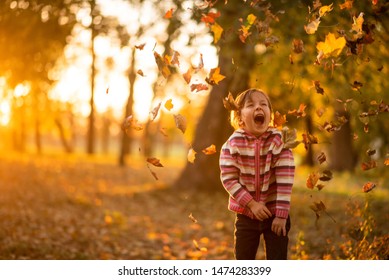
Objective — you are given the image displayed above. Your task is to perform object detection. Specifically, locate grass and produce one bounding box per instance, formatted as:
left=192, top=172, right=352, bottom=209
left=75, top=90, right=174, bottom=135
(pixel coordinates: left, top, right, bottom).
left=0, top=151, right=388, bottom=260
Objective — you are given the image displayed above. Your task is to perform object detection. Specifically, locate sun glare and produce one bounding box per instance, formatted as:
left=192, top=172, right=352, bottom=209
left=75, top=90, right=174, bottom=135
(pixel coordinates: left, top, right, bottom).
left=0, top=100, right=11, bottom=126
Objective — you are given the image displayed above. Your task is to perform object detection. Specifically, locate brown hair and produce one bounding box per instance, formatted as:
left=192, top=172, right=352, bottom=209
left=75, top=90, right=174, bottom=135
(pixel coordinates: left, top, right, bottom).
left=230, top=88, right=273, bottom=130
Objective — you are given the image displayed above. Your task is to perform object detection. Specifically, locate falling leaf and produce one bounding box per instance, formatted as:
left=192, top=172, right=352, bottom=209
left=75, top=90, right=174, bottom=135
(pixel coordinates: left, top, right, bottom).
left=302, top=132, right=318, bottom=149
left=173, top=114, right=187, bottom=133
left=146, top=157, right=164, bottom=167
left=351, top=12, right=364, bottom=38
left=319, top=3, right=333, bottom=17
left=223, top=92, right=239, bottom=111
left=274, top=111, right=287, bottom=128
left=202, top=144, right=216, bottom=155
left=183, top=68, right=192, bottom=84
left=187, top=148, right=197, bottom=163
left=351, top=80, right=363, bottom=92
left=305, top=17, right=321, bottom=35
left=137, top=69, right=145, bottom=76
left=135, top=43, right=146, bottom=50
left=288, top=103, right=307, bottom=118
left=319, top=170, right=333, bottom=181
left=316, top=32, right=346, bottom=61
left=362, top=182, right=376, bottom=193
left=293, top=39, right=305, bottom=54
left=106, top=87, right=109, bottom=94
left=171, top=50, right=180, bottom=67
left=339, top=0, right=353, bottom=10
left=281, top=127, right=301, bottom=149
left=211, top=22, right=223, bottom=44
left=146, top=164, right=158, bottom=180
left=361, top=160, right=377, bottom=171
left=164, top=8, right=174, bottom=19
left=122, top=115, right=143, bottom=132
left=201, top=11, right=221, bottom=25
left=306, top=172, right=320, bottom=189
left=188, top=213, right=198, bottom=223
left=384, top=157, right=389, bottom=166
left=366, top=149, right=376, bottom=157
left=317, top=152, right=327, bottom=164
left=313, top=80, right=324, bottom=94
left=150, top=102, right=161, bottom=121
left=154, top=51, right=171, bottom=79
left=190, top=83, right=209, bottom=92
left=164, top=99, right=174, bottom=111
left=193, top=53, right=204, bottom=72
left=205, top=67, right=225, bottom=85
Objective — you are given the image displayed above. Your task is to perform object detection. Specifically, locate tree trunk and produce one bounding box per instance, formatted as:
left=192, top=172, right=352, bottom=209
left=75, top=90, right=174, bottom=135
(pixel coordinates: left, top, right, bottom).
left=87, top=0, right=96, bottom=154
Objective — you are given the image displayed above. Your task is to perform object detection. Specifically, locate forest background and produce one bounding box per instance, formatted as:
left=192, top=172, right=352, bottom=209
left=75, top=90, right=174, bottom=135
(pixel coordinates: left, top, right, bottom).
left=0, top=0, right=388, bottom=260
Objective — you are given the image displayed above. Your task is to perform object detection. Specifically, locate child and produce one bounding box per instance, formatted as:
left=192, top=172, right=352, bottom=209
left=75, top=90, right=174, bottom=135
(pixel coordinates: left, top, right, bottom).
left=219, top=88, right=295, bottom=260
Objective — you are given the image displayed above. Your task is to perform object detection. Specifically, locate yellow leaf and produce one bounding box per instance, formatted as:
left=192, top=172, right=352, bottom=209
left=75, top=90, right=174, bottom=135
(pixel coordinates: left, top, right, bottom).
left=247, top=13, right=257, bottom=25
left=351, top=12, right=364, bottom=38
left=188, top=148, right=197, bottom=163
left=206, top=67, right=225, bottom=85
left=202, top=144, right=216, bottom=155
left=304, top=17, right=321, bottom=35
left=211, top=22, right=223, bottom=43
left=316, top=32, right=346, bottom=58
left=319, top=3, right=333, bottom=17
left=164, top=99, right=174, bottom=111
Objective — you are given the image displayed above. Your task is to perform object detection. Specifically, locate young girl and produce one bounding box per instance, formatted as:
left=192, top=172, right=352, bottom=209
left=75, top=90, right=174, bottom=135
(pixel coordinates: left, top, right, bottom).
left=219, top=88, right=295, bottom=260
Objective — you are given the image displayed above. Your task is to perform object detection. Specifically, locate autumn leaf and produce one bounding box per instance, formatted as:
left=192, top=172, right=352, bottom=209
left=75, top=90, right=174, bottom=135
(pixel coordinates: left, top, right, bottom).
left=150, top=102, right=161, bottom=121
left=304, top=17, right=321, bottom=35
left=310, top=200, right=337, bottom=223
left=190, top=83, right=209, bottom=92
left=173, top=114, right=187, bottom=133
left=146, top=157, right=164, bottom=167
left=366, top=149, right=376, bottom=157
left=106, top=87, right=109, bottom=94
left=385, top=156, right=389, bottom=166
left=223, top=92, right=239, bottom=111
left=192, top=239, right=207, bottom=252
left=281, top=127, right=301, bottom=149
left=164, top=99, right=174, bottom=111
left=317, top=152, right=327, bottom=164
left=361, top=160, right=377, bottom=171
left=292, top=39, right=305, bottom=54
left=188, top=213, right=198, bottom=223
left=193, top=53, right=204, bottom=72
left=154, top=51, right=171, bottom=79
left=239, top=14, right=256, bottom=43
left=137, top=69, right=145, bottom=77
left=122, top=115, right=143, bottom=132
left=146, top=164, right=158, bottom=180
left=302, top=132, right=318, bottom=150
left=183, top=68, right=192, bottom=84
left=351, top=12, right=364, bottom=38
left=288, top=103, right=307, bottom=118
left=274, top=111, right=287, bottom=128
left=170, top=50, right=180, bottom=67
left=319, top=170, right=333, bottom=181
left=201, top=11, right=221, bottom=25
left=205, top=67, right=225, bottom=85
left=316, top=32, right=346, bottom=61
left=164, top=8, right=174, bottom=19
left=319, top=3, right=333, bottom=17
left=306, top=172, right=320, bottom=189
left=211, top=22, right=223, bottom=44
left=202, top=144, right=216, bottom=155
left=339, top=0, right=353, bottom=10
left=351, top=80, right=363, bottom=92
left=313, top=80, right=324, bottom=94
left=362, top=182, right=376, bottom=193
left=187, top=148, right=197, bottom=163
left=135, top=43, right=146, bottom=50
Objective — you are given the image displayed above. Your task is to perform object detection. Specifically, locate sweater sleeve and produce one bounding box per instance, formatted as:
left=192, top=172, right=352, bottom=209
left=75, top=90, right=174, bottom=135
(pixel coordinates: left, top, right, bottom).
left=219, top=141, right=253, bottom=207
left=272, top=148, right=295, bottom=218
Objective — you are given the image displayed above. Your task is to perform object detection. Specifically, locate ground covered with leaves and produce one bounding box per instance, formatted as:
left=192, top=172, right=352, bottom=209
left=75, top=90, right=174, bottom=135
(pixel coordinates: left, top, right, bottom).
left=0, top=152, right=388, bottom=260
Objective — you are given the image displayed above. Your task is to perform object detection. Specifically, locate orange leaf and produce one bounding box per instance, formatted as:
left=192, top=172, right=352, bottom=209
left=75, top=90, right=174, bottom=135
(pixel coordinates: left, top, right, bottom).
left=190, top=83, right=209, bottom=92
left=164, top=8, right=174, bottom=19
left=288, top=103, right=307, bottom=118
left=187, top=148, right=197, bottom=163
left=202, top=144, right=216, bottom=155
left=164, top=99, right=174, bottom=111
left=154, top=51, right=171, bottom=79
left=316, top=32, right=346, bottom=60
left=273, top=111, right=287, bottom=128
left=384, top=157, right=389, bottom=166
left=150, top=102, right=161, bottom=121
left=205, top=67, right=225, bottom=85
left=339, top=0, right=353, bottom=10
left=137, top=69, right=145, bottom=76
left=201, top=11, right=221, bottom=25
left=292, top=39, right=304, bottom=54
left=188, top=213, right=198, bottom=223
left=361, top=160, right=377, bottom=171
left=223, top=92, right=239, bottom=111
left=173, top=114, right=187, bottom=133
left=122, top=115, right=143, bottom=132
left=146, top=157, right=164, bottom=167
left=171, top=50, right=180, bottom=67
left=362, top=182, right=376, bottom=193
left=183, top=67, right=192, bottom=84
left=306, top=172, right=320, bottom=189
left=319, top=3, right=333, bottom=17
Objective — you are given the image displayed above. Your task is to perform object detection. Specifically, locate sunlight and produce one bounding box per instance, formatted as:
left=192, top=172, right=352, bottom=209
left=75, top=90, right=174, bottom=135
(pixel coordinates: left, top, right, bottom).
left=0, top=100, right=10, bottom=126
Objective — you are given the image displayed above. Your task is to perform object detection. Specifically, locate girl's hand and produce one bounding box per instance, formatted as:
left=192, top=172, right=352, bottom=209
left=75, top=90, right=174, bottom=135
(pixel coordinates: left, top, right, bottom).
left=247, top=200, right=272, bottom=221
left=271, top=217, right=287, bottom=236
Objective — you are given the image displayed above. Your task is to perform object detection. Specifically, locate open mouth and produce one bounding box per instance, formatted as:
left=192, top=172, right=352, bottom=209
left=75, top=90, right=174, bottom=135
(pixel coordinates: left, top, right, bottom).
left=254, top=114, right=265, bottom=124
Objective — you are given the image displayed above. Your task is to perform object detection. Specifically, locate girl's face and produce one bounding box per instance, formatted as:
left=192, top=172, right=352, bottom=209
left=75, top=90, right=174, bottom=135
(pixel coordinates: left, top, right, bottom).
left=239, top=91, right=271, bottom=137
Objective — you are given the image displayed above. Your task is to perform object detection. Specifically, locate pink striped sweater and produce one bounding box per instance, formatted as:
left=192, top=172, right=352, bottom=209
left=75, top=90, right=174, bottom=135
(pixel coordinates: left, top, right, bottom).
left=219, top=128, right=295, bottom=219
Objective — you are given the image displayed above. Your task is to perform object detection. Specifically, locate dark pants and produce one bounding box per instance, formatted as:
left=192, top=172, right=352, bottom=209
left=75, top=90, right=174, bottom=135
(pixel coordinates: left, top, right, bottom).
left=234, top=214, right=291, bottom=260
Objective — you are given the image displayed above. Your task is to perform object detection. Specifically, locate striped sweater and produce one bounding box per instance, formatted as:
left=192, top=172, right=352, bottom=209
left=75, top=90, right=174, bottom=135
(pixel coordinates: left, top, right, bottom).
left=219, top=128, right=295, bottom=219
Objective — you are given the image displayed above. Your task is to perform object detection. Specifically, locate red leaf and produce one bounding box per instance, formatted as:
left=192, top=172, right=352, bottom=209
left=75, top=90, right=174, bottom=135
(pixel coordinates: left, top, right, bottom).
left=146, top=157, right=164, bottom=167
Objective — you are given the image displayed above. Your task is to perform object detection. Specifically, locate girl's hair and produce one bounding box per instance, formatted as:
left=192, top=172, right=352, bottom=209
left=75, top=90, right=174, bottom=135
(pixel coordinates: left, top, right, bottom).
left=230, top=88, right=273, bottom=130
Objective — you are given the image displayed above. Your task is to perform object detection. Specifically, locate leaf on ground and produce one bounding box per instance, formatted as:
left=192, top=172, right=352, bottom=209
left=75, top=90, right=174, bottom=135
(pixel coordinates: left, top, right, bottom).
left=173, top=114, right=187, bottom=134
